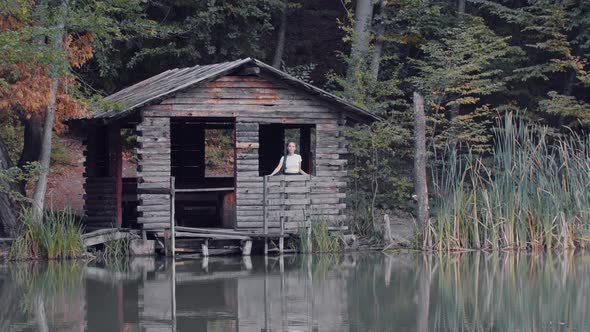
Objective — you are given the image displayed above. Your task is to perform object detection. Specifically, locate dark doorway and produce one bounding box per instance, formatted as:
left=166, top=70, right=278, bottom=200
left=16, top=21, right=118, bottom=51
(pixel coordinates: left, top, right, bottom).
left=170, top=118, right=235, bottom=228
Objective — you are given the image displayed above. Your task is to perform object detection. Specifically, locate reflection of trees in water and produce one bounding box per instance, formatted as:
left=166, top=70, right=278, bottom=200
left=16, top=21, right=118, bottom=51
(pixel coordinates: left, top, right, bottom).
left=344, top=252, right=590, bottom=331
left=3, top=261, right=85, bottom=332
left=428, top=251, right=590, bottom=331
left=2, top=252, right=589, bottom=331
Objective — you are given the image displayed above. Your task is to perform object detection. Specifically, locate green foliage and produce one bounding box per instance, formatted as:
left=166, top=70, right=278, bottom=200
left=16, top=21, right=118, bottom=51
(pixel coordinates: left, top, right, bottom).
left=106, top=0, right=282, bottom=80
left=537, top=90, right=590, bottom=127
left=0, top=116, right=23, bottom=164
left=283, top=63, right=316, bottom=83
left=411, top=15, right=515, bottom=152
left=204, top=128, right=234, bottom=176
left=10, top=209, right=85, bottom=260
left=0, top=162, right=40, bottom=202
left=426, top=113, right=590, bottom=251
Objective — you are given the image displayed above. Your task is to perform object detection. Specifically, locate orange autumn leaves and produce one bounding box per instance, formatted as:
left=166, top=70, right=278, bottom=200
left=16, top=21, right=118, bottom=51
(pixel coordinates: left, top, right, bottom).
left=0, top=15, right=94, bottom=132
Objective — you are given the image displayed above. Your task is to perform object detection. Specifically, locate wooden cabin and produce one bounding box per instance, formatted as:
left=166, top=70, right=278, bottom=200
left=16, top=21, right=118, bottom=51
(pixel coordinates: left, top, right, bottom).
left=70, top=58, right=380, bottom=234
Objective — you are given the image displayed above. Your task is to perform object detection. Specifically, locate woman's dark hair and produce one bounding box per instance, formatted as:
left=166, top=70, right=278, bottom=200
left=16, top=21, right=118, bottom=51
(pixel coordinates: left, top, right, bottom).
left=286, top=141, right=297, bottom=147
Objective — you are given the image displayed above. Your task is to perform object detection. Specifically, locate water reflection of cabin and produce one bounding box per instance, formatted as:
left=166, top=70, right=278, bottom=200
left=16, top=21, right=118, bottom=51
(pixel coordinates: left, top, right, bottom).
left=70, top=58, right=379, bottom=232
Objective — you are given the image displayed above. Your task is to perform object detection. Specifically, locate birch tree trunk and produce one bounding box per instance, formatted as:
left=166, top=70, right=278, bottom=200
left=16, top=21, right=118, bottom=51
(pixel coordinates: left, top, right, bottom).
left=346, top=0, right=374, bottom=85
left=272, top=1, right=288, bottom=69
left=31, top=0, right=69, bottom=223
left=413, top=92, right=429, bottom=230
left=449, top=0, right=466, bottom=143
left=370, top=0, right=387, bottom=79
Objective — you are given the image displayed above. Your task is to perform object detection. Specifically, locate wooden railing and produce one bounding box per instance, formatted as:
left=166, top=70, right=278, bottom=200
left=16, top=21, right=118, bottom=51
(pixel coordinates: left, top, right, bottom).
left=262, top=174, right=312, bottom=253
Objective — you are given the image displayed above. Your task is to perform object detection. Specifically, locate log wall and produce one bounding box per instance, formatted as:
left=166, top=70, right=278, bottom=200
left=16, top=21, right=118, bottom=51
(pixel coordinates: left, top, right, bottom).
left=141, top=74, right=348, bottom=230
left=136, top=116, right=171, bottom=230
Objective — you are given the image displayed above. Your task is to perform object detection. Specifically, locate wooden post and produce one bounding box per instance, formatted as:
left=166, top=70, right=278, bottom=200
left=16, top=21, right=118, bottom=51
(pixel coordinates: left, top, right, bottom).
left=263, top=175, right=268, bottom=256
left=306, top=219, right=312, bottom=253
left=305, top=176, right=312, bottom=253
left=279, top=216, right=284, bottom=254
left=170, top=258, right=177, bottom=332
left=383, top=214, right=393, bottom=245
left=108, top=125, right=123, bottom=227
left=242, top=240, right=252, bottom=256
left=202, top=239, right=209, bottom=257
left=169, top=176, right=176, bottom=257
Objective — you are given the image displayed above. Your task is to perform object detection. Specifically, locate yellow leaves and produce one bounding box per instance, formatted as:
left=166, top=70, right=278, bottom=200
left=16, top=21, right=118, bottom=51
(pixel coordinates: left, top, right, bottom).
left=1, top=15, right=90, bottom=130
left=65, top=33, right=94, bottom=68
left=399, top=33, right=420, bottom=46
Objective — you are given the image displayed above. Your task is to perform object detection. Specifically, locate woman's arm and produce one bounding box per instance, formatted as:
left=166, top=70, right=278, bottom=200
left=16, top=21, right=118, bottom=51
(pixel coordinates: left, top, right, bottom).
left=269, top=157, right=284, bottom=176
left=298, top=156, right=308, bottom=175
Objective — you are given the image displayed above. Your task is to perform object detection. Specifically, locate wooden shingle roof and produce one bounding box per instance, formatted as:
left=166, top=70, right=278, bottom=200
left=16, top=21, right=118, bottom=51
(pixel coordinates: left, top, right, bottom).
left=79, top=58, right=381, bottom=123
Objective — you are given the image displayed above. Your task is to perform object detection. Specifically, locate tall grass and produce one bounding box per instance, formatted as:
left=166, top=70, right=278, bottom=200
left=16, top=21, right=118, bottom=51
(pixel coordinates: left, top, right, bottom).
left=99, top=237, right=130, bottom=261
left=10, top=209, right=85, bottom=260
left=426, top=113, right=590, bottom=251
left=297, top=219, right=342, bottom=253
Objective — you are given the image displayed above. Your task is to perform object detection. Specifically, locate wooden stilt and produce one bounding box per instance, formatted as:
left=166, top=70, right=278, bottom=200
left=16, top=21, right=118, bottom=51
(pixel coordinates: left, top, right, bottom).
left=243, top=256, right=253, bottom=270
left=170, top=257, right=177, bottom=332
left=164, top=231, right=172, bottom=257
left=279, top=216, right=284, bottom=254
left=242, top=240, right=252, bottom=256
left=306, top=221, right=312, bottom=253
left=201, top=256, right=209, bottom=271
left=263, top=175, right=268, bottom=256
left=201, top=239, right=209, bottom=257
left=170, top=176, right=176, bottom=256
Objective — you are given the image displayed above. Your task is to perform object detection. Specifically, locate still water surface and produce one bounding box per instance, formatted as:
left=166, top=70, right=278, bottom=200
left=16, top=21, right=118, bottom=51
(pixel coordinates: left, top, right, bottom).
left=1, top=252, right=589, bottom=332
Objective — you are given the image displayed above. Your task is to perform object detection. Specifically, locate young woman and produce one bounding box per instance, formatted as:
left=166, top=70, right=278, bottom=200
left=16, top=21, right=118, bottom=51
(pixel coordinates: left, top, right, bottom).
left=269, top=141, right=308, bottom=176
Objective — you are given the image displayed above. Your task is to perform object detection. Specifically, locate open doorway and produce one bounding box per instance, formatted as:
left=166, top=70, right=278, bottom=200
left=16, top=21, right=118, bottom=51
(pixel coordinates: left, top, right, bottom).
left=171, top=118, right=235, bottom=228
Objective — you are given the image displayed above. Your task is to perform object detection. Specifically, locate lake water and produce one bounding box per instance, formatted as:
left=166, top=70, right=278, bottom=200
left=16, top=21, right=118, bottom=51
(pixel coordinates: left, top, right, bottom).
left=1, top=252, right=589, bottom=332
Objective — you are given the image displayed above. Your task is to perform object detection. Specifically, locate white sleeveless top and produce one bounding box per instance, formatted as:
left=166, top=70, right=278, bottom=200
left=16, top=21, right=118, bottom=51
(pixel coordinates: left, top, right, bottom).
left=280, top=154, right=302, bottom=173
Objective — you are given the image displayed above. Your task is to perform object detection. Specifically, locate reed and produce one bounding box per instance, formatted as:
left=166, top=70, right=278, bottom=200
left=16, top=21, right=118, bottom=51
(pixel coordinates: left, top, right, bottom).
left=99, top=237, right=130, bottom=261
left=10, top=209, right=85, bottom=260
left=426, top=113, right=590, bottom=251
left=297, top=219, right=342, bottom=253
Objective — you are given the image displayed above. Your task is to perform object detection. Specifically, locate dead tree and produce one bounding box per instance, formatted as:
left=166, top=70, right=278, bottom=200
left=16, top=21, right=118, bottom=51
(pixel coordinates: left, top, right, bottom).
left=413, top=92, right=429, bottom=230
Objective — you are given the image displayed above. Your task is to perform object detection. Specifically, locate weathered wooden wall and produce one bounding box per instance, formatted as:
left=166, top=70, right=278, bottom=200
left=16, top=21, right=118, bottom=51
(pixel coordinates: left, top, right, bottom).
left=139, top=74, right=347, bottom=230
left=136, top=116, right=171, bottom=229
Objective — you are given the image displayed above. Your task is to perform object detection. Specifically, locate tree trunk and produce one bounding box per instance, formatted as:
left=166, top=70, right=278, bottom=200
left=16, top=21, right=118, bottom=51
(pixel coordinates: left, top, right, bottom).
left=31, top=0, right=69, bottom=223
left=370, top=0, right=387, bottom=79
left=449, top=0, right=466, bottom=142
left=18, top=114, right=43, bottom=168
left=0, top=137, right=21, bottom=236
left=458, top=0, right=466, bottom=19
left=413, top=92, right=429, bottom=230
left=18, top=114, right=43, bottom=192
left=272, top=1, right=288, bottom=69
left=346, top=0, right=374, bottom=85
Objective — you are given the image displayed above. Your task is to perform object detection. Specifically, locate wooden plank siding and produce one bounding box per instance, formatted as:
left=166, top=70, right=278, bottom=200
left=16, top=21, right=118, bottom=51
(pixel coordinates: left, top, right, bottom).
left=136, top=116, right=171, bottom=229
left=76, top=74, right=346, bottom=231
left=135, top=74, right=347, bottom=229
